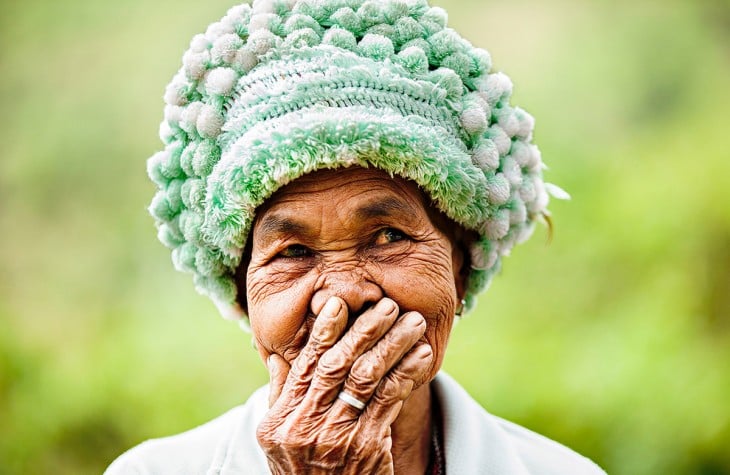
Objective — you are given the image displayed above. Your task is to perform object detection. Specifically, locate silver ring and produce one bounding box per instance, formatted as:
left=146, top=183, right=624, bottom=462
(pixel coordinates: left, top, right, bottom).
left=337, top=391, right=366, bottom=411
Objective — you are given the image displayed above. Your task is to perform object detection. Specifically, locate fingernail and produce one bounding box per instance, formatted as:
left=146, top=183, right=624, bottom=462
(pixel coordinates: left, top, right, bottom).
left=321, top=297, right=342, bottom=318
left=375, top=298, right=396, bottom=315
left=414, top=343, right=433, bottom=359
left=403, top=311, right=426, bottom=328
left=408, top=312, right=426, bottom=325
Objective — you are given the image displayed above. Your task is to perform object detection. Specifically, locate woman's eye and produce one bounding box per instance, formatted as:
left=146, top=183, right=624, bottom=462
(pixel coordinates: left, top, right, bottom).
left=278, top=244, right=311, bottom=258
left=375, top=228, right=407, bottom=245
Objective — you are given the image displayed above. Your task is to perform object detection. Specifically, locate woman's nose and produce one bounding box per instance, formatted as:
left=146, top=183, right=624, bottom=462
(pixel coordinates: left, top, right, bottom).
left=310, top=270, right=384, bottom=317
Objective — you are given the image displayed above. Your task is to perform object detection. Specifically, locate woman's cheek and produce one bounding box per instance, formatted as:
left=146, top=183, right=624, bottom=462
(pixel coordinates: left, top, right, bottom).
left=247, top=267, right=317, bottom=362
left=381, top=244, right=457, bottom=380
left=383, top=244, right=458, bottom=315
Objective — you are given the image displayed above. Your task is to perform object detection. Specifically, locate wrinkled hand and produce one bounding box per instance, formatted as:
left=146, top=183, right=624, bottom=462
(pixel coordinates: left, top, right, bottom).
left=257, top=297, right=434, bottom=474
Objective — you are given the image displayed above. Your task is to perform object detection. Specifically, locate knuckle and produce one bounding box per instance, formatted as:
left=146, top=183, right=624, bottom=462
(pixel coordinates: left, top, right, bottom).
left=380, top=331, right=409, bottom=355
left=310, top=323, right=338, bottom=347
left=318, top=348, right=347, bottom=371
left=349, top=356, right=381, bottom=387
left=349, top=323, right=381, bottom=346
left=334, top=334, right=358, bottom=358
left=282, top=346, right=301, bottom=363
left=289, top=348, right=316, bottom=378
left=314, top=349, right=348, bottom=381
left=307, top=332, right=327, bottom=349
left=256, top=421, right=279, bottom=446
left=374, top=373, right=412, bottom=403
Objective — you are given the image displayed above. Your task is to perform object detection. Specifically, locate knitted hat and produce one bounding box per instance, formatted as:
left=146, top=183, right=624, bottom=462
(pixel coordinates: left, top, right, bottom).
left=148, top=0, right=563, bottom=324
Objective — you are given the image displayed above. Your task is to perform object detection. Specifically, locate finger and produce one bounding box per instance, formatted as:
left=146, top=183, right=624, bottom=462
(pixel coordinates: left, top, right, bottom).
left=308, top=298, right=400, bottom=401
left=275, top=296, right=348, bottom=407
left=360, top=342, right=434, bottom=424
left=338, top=311, right=426, bottom=407
left=267, top=353, right=290, bottom=408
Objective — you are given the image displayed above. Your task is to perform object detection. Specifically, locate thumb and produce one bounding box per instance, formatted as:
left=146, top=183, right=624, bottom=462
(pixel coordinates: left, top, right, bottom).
left=267, top=353, right=290, bottom=408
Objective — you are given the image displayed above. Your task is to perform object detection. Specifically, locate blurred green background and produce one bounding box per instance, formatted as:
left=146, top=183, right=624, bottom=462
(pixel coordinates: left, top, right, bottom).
left=1, top=0, right=728, bottom=473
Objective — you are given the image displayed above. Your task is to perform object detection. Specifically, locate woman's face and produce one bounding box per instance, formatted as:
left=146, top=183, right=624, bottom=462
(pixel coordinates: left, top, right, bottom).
left=244, top=167, right=466, bottom=385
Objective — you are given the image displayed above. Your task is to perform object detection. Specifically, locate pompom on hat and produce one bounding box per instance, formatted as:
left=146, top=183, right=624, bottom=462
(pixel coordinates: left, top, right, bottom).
left=148, top=0, right=565, bottom=325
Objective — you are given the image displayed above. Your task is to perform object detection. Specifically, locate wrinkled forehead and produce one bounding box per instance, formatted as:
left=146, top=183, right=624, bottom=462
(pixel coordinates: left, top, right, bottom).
left=257, top=167, right=425, bottom=212
left=253, top=166, right=467, bottom=245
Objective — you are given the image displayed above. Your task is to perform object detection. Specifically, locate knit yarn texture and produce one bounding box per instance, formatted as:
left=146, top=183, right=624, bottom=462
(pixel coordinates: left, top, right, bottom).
left=148, top=0, right=558, bottom=324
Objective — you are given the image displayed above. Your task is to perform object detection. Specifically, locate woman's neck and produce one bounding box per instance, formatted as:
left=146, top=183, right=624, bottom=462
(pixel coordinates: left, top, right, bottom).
left=391, top=383, right=433, bottom=475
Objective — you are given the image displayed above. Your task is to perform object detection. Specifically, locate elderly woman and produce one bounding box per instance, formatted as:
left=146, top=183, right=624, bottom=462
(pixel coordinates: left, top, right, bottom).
left=107, top=0, right=605, bottom=473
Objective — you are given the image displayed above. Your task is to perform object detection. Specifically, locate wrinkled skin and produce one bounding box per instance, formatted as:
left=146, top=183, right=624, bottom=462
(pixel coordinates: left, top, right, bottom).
left=242, top=167, right=468, bottom=474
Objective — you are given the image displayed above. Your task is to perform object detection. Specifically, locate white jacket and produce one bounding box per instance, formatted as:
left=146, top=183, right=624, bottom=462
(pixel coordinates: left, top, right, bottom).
left=106, top=373, right=606, bottom=474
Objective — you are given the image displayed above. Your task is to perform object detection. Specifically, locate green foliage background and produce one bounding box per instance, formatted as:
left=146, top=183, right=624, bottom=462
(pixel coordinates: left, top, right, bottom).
left=1, top=0, right=728, bottom=473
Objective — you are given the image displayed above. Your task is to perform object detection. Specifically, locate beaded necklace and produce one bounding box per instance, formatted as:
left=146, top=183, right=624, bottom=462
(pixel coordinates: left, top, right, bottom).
left=426, top=395, right=445, bottom=475
left=428, top=417, right=445, bottom=475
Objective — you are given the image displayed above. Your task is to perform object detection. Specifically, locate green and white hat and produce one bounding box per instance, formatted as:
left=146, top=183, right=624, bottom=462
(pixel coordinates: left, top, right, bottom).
left=148, top=0, right=562, bottom=324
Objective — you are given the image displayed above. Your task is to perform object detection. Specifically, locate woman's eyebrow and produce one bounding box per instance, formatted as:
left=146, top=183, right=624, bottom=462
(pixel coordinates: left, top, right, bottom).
left=354, top=197, right=413, bottom=221
left=255, top=196, right=416, bottom=245
left=256, top=214, right=308, bottom=240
